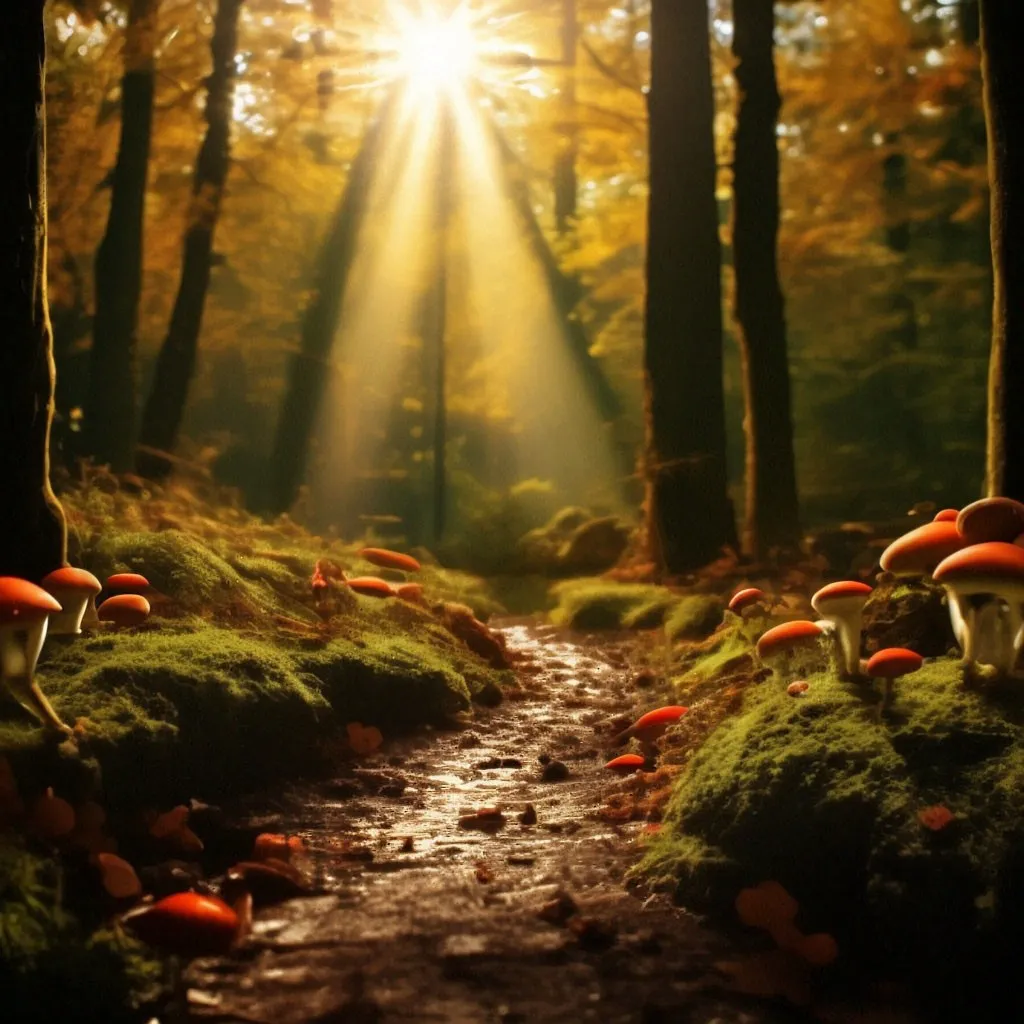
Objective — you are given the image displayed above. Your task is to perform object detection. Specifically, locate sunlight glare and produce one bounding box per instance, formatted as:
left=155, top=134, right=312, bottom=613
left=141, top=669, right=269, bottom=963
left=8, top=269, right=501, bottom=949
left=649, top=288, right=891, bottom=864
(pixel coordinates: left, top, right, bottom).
left=394, top=7, right=478, bottom=90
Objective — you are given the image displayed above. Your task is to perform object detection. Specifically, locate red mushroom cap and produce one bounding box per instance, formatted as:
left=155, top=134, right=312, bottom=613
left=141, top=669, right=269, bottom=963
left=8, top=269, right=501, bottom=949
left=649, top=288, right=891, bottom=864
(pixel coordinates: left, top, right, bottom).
left=105, top=573, right=151, bottom=595
left=865, top=647, right=923, bottom=678
left=956, top=497, right=1024, bottom=545
left=631, top=705, right=688, bottom=731
left=346, top=576, right=397, bottom=598
left=933, top=509, right=960, bottom=523
left=728, top=587, right=765, bottom=613
left=604, top=753, right=646, bottom=773
left=41, top=567, right=102, bottom=596
left=121, top=891, right=239, bottom=957
left=357, top=548, right=421, bottom=573
left=755, top=620, right=823, bottom=660
left=396, top=582, right=425, bottom=603
left=932, top=541, right=1024, bottom=585
left=878, top=521, right=968, bottom=574
left=812, top=580, right=872, bottom=604
left=0, top=577, right=62, bottom=626
left=98, top=594, right=151, bottom=626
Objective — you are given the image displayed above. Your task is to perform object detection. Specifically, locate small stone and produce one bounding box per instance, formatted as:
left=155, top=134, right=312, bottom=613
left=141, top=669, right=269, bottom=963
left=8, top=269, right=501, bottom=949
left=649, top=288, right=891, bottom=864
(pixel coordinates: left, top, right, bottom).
left=459, top=808, right=506, bottom=831
left=518, top=803, right=538, bottom=825
left=475, top=757, right=502, bottom=770
left=399, top=836, right=414, bottom=853
left=538, top=753, right=552, bottom=766
left=538, top=891, right=578, bottom=925
left=541, top=760, right=570, bottom=782
left=787, top=680, right=810, bottom=697
left=500, top=757, right=523, bottom=769
left=459, top=733, right=481, bottom=748
left=632, top=669, right=657, bottom=688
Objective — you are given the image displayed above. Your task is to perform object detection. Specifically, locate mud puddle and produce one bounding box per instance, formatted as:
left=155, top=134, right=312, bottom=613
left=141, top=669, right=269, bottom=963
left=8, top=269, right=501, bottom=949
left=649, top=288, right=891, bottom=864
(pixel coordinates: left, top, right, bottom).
left=183, top=622, right=821, bottom=1023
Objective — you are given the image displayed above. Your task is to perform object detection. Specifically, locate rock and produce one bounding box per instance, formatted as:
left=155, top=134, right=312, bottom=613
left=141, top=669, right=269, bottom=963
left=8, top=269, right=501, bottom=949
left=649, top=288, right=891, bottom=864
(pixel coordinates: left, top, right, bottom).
left=556, top=517, right=630, bottom=575
left=541, top=760, right=570, bottom=782
left=538, top=891, right=578, bottom=925
left=458, top=808, right=506, bottom=831
left=518, top=804, right=538, bottom=825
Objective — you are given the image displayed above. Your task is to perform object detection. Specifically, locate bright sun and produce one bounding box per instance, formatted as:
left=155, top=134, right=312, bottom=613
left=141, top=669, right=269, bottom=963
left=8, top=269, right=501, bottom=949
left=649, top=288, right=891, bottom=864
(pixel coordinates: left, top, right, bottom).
left=394, top=7, right=478, bottom=90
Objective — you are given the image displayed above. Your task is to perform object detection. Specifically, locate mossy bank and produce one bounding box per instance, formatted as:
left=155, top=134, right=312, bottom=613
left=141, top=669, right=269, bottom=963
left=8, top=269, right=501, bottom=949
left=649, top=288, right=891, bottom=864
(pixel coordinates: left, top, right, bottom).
left=642, top=649, right=1024, bottom=1015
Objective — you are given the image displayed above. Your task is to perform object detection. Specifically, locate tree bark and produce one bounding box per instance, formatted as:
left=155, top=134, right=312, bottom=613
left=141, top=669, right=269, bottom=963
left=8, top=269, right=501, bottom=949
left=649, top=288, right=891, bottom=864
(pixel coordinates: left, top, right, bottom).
left=553, top=0, right=578, bottom=234
left=137, top=0, right=243, bottom=480
left=980, top=0, right=1024, bottom=501
left=84, top=0, right=159, bottom=472
left=731, top=0, right=800, bottom=557
left=265, top=94, right=395, bottom=516
left=0, top=1, right=67, bottom=580
left=643, top=0, right=736, bottom=574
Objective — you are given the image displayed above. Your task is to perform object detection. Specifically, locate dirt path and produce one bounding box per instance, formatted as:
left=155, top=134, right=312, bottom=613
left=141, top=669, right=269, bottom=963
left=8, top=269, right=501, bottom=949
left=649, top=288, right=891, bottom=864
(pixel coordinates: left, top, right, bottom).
left=185, top=622, right=808, bottom=1024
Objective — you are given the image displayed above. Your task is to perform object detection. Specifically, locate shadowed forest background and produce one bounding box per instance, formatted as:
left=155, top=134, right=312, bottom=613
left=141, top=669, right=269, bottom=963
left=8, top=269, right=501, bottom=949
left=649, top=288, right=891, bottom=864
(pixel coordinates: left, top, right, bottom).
left=45, top=0, right=991, bottom=565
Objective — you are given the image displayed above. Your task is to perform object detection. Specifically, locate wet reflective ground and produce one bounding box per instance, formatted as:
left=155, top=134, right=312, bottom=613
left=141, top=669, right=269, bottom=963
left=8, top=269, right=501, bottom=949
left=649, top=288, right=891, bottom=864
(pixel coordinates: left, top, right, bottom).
left=184, top=624, right=822, bottom=1023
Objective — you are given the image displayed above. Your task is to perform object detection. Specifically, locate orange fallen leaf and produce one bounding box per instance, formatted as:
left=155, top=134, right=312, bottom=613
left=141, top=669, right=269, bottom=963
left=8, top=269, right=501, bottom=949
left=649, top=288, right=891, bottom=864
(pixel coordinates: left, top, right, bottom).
left=96, top=852, right=142, bottom=899
left=347, top=722, right=383, bottom=755
left=30, top=788, right=76, bottom=839
left=918, top=805, right=954, bottom=831
left=796, top=931, right=839, bottom=966
left=150, top=805, right=189, bottom=839
left=735, top=880, right=799, bottom=932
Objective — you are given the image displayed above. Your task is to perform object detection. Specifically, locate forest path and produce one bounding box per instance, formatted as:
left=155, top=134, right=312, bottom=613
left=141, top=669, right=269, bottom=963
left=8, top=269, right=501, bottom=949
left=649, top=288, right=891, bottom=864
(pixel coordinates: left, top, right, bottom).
left=186, top=621, right=805, bottom=1024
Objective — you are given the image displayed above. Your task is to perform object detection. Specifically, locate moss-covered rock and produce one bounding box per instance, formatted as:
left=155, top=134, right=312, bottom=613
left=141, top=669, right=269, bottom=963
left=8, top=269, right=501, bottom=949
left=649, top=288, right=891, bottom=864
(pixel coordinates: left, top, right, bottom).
left=664, top=595, right=725, bottom=642
left=549, top=578, right=679, bottom=631
left=643, top=654, right=1024, bottom=998
left=863, top=577, right=956, bottom=658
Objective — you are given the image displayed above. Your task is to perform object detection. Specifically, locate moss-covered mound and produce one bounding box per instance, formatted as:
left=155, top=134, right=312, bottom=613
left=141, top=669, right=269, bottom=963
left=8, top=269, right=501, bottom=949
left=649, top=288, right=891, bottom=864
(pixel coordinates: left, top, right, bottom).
left=549, top=578, right=679, bottom=630
left=643, top=655, right=1024, bottom=999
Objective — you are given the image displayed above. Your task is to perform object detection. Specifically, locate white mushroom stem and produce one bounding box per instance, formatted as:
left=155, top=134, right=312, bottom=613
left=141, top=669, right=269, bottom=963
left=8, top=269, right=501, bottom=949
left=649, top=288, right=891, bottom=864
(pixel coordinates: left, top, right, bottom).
left=818, top=611, right=863, bottom=678
left=81, top=595, right=101, bottom=631
left=0, top=620, right=71, bottom=733
left=946, top=591, right=968, bottom=651
left=46, top=591, right=92, bottom=636
left=943, top=587, right=1021, bottom=673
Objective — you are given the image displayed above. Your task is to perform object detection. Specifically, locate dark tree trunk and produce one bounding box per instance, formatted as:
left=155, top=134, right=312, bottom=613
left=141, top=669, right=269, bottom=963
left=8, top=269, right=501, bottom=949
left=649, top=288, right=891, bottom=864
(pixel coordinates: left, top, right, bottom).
left=137, top=0, right=243, bottom=480
left=0, top=1, right=67, bottom=579
left=643, top=0, right=736, bottom=574
left=486, top=112, right=621, bottom=425
left=980, top=0, right=1024, bottom=501
left=266, top=95, right=395, bottom=515
left=553, top=0, right=578, bottom=234
left=84, top=0, right=159, bottom=471
left=731, top=0, right=800, bottom=557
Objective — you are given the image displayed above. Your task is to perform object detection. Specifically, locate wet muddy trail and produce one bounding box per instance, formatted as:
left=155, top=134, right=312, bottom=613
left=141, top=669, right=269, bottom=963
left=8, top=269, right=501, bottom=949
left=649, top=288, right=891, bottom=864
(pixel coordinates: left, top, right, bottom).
left=185, top=622, right=809, bottom=1024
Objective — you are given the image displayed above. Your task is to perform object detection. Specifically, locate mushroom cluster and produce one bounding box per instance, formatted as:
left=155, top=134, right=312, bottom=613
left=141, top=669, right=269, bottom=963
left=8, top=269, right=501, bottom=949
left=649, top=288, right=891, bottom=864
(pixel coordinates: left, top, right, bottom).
left=0, top=568, right=154, bottom=734
left=740, top=496, right=1024, bottom=711
left=881, top=496, right=1024, bottom=674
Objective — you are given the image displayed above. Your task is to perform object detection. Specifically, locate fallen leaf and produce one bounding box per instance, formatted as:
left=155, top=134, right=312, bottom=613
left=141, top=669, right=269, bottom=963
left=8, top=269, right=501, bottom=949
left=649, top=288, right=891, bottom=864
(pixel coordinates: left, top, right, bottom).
left=150, top=804, right=189, bottom=839
left=96, top=853, right=142, bottom=899
left=347, top=722, right=383, bottom=755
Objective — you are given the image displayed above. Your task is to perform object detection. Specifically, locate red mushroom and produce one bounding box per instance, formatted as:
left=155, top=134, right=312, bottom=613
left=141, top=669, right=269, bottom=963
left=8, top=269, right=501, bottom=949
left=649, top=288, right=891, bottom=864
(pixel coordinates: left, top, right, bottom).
left=956, top=497, right=1024, bottom=545
left=933, top=509, right=960, bottom=523
left=613, top=705, right=688, bottom=745
left=811, top=580, right=873, bottom=679
left=121, top=891, right=240, bottom=957
left=604, top=753, right=647, bottom=774
left=932, top=542, right=1024, bottom=671
left=346, top=576, right=397, bottom=598
left=878, top=520, right=968, bottom=576
left=755, top=620, right=824, bottom=669
left=0, top=577, right=70, bottom=733
left=98, top=594, right=151, bottom=628
left=865, top=647, right=923, bottom=710
left=105, top=572, right=152, bottom=597
left=40, top=567, right=102, bottom=635
left=357, top=548, right=421, bottom=574
left=728, top=587, right=766, bottom=615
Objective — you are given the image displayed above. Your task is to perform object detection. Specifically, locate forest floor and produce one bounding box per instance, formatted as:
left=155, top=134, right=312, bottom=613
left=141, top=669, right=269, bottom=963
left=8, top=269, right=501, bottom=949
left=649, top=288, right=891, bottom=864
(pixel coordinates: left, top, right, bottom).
left=183, top=621, right=915, bottom=1024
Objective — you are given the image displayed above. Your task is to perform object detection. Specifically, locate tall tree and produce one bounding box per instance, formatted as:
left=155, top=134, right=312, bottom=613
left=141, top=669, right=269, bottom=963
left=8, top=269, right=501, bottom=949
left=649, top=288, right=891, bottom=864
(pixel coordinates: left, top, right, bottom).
left=0, top=0, right=67, bottom=580
left=731, top=0, right=801, bottom=557
left=643, top=0, right=736, bottom=573
left=554, top=0, right=578, bottom=234
left=84, top=0, right=159, bottom=471
left=137, top=0, right=243, bottom=480
left=266, top=94, right=395, bottom=516
left=980, top=0, right=1024, bottom=502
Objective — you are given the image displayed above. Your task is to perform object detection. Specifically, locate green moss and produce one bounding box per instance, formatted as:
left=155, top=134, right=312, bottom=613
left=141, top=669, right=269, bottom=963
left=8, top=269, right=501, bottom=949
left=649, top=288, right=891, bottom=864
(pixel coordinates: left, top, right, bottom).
left=642, top=655, right=1024, bottom=981
left=0, top=840, right=161, bottom=1024
left=550, top=578, right=679, bottom=630
left=672, top=621, right=755, bottom=683
left=664, top=595, right=725, bottom=642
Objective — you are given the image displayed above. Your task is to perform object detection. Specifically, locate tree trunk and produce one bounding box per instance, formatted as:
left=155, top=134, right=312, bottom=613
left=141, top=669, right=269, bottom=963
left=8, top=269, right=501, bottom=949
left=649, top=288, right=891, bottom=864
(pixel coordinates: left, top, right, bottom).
left=553, top=0, right=578, bottom=234
left=730, top=0, right=801, bottom=558
left=137, top=0, right=242, bottom=480
left=84, top=0, right=159, bottom=472
left=266, top=94, right=395, bottom=516
left=980, top=0, right=1024, bottom=501
left=0, top=1, right=67, bottom=579
left=643, top=0, right=736, bottom=574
